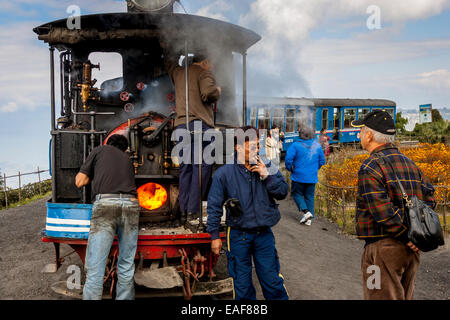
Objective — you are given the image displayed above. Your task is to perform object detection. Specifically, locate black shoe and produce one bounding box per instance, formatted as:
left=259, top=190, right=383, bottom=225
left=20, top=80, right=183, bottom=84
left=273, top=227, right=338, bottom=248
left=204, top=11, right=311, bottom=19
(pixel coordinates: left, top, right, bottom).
left=187, top=212, right=199, bottom=220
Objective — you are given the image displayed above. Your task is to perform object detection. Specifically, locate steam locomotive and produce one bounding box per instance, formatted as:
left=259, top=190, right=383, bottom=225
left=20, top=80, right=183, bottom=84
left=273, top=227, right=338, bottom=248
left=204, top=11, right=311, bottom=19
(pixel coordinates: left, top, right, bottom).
left=34, top=0, right=260, bottom=299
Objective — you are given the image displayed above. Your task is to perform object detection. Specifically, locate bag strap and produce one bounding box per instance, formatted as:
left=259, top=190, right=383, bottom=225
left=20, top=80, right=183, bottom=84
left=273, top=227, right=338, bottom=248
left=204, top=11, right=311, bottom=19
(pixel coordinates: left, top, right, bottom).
left=374, top=152, right=411, bottom=204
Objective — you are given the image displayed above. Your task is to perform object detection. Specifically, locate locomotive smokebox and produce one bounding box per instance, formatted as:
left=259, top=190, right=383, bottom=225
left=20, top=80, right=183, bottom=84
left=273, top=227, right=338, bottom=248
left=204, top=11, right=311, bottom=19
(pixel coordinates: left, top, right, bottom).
left=126, top=0, right=176, bottom=13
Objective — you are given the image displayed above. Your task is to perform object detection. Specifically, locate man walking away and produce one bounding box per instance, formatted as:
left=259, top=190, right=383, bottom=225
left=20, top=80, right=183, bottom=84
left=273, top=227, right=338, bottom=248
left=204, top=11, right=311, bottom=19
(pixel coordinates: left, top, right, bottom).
left=285, top=126, right=325, bottom=226
left=207, top=126, right=289, bottom=300
left=351, top=110, right=436, bottom=300
left=75, top=134, right=139, bottom=300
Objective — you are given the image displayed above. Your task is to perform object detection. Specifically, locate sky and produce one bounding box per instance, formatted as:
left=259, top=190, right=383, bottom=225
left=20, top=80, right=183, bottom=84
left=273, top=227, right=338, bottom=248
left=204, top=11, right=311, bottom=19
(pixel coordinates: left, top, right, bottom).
left=0, top=0, right=449, bottom=183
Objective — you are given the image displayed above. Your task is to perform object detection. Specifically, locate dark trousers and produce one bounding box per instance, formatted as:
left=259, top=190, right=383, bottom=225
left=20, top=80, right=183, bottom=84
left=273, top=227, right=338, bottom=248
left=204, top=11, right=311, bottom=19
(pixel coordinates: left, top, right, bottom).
left=291, top=181, right=316, bottom=216
left=226, top=227, right=289, bottom=300
left=176, top=120, right=213, bottom=213
left=361, top=238, right=420, bottom=300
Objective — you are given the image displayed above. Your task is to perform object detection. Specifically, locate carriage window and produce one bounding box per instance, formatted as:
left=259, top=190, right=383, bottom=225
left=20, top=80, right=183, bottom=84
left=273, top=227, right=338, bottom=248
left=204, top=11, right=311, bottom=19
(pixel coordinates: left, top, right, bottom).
left=272, top=108, right=284, bottom=130
left=88, top=52, right=123, bottom=92
left=258, top=107, right=270, bottom=130
left=285, top=108, right=296, bottom=133
left=321, top=109, right=328, bottom=130
left=343, top=109, right=356, bottom=129
left=385, top=108, right=395, bottom=118
left=358, top=108, right=370, bottom=120
left=250, top=108, right=257, bottom=127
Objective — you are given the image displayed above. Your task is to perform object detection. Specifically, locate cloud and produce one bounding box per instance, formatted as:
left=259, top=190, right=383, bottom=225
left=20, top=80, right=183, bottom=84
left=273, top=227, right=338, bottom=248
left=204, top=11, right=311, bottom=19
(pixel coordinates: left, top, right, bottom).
left=414, top=69, right=450, bottom=89
left=193, top=0, right=450, bottom=99
left=195, top=0, right=230, bottom=22
left=0, top=1, right=127, bottom=114
left=0, top=102, right=18, bottom=113
left=301, top=38, right=450, bottom=73
left=0, top=22, right=51, bottom=114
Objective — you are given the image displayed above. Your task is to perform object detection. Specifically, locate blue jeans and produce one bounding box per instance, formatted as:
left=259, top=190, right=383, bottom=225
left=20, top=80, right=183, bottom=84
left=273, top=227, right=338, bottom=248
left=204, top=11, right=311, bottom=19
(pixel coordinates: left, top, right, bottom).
left=291, top=181, right=316, bottom=217
left=176, top=120, right=213, bottom=213
left=226, top=227, right=289, bottom=300
left=83, top=198, right=140, bottom=300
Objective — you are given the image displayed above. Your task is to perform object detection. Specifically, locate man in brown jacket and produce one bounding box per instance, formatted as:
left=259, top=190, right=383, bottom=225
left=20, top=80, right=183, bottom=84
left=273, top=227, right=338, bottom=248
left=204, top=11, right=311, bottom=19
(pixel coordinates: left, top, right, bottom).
left=164, top=48, right=221, bottom=224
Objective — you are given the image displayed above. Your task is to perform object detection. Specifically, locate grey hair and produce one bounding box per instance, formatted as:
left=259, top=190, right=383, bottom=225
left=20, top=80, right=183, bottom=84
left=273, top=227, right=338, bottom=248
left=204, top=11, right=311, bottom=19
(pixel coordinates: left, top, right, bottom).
left=299, top=126, right=315, bottom=140
left=363, top=126, right=395, bottom=144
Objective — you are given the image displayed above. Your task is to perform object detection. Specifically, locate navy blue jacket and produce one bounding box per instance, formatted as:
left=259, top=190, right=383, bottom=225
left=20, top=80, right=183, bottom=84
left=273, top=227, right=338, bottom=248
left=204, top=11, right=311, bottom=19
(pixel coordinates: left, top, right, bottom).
left=206, top=161, right=289, bottom=240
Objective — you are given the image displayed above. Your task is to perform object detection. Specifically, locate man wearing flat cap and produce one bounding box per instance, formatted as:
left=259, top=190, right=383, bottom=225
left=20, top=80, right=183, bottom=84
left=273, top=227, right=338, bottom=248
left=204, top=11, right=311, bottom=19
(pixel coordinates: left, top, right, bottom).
left=352, top=110, right=436, bottom=300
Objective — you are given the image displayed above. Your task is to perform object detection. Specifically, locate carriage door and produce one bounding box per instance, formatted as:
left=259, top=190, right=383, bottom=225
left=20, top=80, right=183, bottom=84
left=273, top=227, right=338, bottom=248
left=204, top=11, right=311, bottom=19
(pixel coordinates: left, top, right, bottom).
left=333, top=107, right=340, bottom=141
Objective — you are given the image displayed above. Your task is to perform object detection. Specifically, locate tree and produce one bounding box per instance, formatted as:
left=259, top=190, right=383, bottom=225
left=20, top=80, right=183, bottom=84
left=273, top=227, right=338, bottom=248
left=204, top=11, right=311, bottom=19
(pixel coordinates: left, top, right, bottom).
left=413, top=120, right=449, bottom=143
left=432, top=109, right=444, bottom=123
left=395, top=112, right=409, bottom=134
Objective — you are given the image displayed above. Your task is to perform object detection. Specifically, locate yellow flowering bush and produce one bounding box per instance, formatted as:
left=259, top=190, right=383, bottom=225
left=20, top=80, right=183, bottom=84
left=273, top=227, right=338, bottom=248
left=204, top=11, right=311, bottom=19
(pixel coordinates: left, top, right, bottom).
left=321, top=143, right=450, bottom=203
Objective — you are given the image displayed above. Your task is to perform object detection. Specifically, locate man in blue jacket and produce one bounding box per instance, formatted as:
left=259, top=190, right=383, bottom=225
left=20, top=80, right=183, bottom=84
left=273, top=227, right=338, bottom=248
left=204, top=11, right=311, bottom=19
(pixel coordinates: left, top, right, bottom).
left=206, top=126, right=289, bottom=300
left=285, top=126, right=325, bottom=226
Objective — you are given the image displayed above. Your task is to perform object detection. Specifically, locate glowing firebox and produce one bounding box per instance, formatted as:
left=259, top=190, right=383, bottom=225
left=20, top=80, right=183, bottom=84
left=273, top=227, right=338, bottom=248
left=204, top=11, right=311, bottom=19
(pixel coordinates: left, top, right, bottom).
left=137, top=183, right=168, bottom=210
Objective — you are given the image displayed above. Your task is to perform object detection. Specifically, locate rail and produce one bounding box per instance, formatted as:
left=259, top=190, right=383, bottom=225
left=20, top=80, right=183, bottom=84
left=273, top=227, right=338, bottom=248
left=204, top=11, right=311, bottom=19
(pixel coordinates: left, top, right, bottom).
left=315, top=181, right=449, bottom=236
left=0, top=167, right=50, bottom=209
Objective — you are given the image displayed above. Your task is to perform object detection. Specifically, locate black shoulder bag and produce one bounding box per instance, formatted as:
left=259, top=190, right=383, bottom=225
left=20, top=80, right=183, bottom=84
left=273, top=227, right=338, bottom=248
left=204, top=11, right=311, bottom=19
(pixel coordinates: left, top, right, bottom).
left=224, top=198, right=243, bottom=218
left=375, top=153, right=445, bottom=252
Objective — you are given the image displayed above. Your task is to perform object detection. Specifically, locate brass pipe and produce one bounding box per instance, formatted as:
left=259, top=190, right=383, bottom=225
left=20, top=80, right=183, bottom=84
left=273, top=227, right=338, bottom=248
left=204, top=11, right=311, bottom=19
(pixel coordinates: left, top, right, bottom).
left=77, top=61, right=100, bottom=111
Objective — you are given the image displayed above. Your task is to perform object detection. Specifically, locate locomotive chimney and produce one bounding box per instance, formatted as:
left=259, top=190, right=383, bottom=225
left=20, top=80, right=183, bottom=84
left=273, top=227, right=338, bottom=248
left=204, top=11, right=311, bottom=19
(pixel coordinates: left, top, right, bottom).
left=126, top=0, right=176, bottom=13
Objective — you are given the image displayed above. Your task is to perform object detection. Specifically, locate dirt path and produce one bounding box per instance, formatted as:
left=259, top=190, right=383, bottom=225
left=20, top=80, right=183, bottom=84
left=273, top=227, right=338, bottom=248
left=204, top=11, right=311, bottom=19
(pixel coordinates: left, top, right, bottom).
left=0, top=197, right=448, bottom=300
left=267, top=199, right=449, bottom=300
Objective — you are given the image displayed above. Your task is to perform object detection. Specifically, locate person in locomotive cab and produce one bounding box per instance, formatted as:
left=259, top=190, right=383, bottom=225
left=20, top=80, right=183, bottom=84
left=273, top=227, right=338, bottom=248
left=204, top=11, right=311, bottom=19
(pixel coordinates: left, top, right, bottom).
left=206, top=126, right=290, bottom=300
left=75, top=134, right=139, bottom=300
left=162, top=43, right=222, bottom=223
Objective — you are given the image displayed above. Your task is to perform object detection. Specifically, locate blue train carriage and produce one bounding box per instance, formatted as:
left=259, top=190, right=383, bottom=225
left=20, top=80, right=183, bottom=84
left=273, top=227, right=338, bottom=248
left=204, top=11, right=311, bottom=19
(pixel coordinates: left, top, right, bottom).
left=246, top=97, right=316, bottom=154
left=311, top=98, right=396, bottom=145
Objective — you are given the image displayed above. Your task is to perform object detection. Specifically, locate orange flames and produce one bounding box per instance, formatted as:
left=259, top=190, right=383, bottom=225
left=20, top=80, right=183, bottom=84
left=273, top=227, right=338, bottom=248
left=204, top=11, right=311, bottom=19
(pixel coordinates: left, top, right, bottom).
left=137, top=183, right=168, bottom=211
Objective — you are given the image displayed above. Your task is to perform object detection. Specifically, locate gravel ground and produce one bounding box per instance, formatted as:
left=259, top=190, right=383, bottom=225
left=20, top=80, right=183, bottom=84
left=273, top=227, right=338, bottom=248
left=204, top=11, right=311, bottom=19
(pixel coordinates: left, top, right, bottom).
left=0, top=197, right=448, bottom=300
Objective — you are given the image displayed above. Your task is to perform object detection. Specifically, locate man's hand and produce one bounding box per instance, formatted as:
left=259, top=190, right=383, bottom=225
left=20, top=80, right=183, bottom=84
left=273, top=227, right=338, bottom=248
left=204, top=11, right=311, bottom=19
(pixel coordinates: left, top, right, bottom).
left=250, top=157, right=269, bottom=180
left=407, top=241, right=420, bottom=253
left=211, top=239, right=223, bottom=255
left=75, top=172, right=90, bottom=188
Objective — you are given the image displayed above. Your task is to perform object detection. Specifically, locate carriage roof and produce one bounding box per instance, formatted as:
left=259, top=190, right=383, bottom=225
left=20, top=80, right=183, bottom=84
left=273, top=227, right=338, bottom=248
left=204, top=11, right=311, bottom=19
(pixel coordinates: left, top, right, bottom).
left=33, top=12, right=261, bottom=53
left=248, top=96, right=315, bottom=107
left=310, top=98, right=396, bottom=108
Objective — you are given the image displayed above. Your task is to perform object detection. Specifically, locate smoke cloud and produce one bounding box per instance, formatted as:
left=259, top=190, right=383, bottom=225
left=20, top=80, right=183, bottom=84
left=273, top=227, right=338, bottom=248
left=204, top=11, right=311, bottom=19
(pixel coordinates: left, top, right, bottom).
left=195, top=0, right=450, bottom=98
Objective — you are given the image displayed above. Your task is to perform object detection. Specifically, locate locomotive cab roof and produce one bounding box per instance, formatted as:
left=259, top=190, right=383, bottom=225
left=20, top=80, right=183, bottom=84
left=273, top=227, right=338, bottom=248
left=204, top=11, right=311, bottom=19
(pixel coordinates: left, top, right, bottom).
left=33, top=12, right=261, bottom=53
